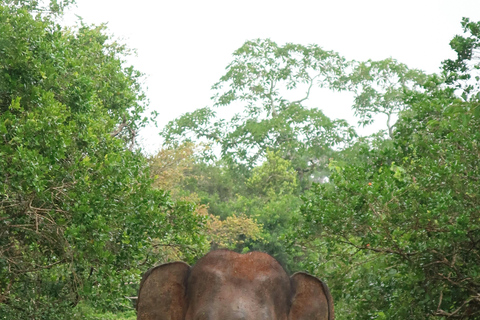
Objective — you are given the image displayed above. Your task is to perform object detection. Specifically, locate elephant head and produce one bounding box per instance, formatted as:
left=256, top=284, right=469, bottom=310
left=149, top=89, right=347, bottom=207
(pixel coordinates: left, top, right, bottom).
left=137, top=250, right=334, bottom=320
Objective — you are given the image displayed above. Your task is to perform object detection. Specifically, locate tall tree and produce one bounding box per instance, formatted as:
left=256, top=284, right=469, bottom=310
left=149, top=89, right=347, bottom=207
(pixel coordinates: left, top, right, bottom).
left=301, top=21, right=480, bottom=319
left=347, top=58, right=426, bottom=138
left=163, top=39, right=356, bottom=184
left=0, top=2, right=204, bottom=318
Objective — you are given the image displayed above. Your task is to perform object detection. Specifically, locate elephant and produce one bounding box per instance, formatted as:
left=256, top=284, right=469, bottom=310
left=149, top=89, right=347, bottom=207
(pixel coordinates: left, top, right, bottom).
left=136, top=249, right=334, bottom=320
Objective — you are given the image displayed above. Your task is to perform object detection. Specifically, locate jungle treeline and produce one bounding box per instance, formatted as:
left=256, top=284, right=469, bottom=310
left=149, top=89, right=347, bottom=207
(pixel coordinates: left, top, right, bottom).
left=0, top=1, right=479, bottom=319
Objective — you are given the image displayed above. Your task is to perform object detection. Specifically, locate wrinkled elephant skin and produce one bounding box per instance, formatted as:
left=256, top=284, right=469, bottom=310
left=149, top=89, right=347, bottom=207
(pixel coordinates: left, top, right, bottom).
left=137, top=250, right=334, bottom=320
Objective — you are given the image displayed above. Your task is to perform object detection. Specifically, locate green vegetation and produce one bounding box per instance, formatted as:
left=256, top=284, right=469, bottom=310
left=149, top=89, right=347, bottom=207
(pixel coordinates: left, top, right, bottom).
left=0, top=1, right=205, bottom=318
left=0, top=1, right=479, bottom=318
left=302, top=77, right=480, bottom=318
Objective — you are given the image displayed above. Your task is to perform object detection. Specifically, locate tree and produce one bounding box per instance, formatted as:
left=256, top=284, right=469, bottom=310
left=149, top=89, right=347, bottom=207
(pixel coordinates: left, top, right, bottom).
left=148, top=142, right=198, bottom=196
left=163, top=39, right=357, bottom=185
left=442, top=17, right=480, bottom=99
left=301, top=40, right=480, bottom=320
left=148, top=143, right=267, bottom=260
left=347, top=58, right=426, bottom=138
left=156, top=15, right=480, bottom=319
left=220, top=151, right=303, bottom=270
left=0, top=2, right=204, bottom=318
left=246, top=149, right=298, bottom=197
left=206, top=214, right=264, bottom=251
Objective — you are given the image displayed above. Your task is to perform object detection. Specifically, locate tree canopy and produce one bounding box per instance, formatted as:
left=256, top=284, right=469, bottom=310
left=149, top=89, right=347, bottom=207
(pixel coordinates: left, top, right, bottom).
left=1, top=1, right=479, bottom=319
left=160, top=17, right=480, bottom=320
left=163, top=39, right=357, bottom=184
left=0, top=2, right=205, bottom=318
left=300, top=23, right=480, bottom=319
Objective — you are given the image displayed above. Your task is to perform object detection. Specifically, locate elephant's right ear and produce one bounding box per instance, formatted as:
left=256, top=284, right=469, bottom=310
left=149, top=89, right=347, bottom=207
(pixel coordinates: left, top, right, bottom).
left=137, top=262, right=190, bottom=320
left=289, top=272, right=334, bottom=320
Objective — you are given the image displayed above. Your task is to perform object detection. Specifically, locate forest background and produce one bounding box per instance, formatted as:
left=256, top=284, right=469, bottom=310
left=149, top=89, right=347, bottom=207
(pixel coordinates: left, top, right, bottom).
left=0, top=1, right=479, bottom=319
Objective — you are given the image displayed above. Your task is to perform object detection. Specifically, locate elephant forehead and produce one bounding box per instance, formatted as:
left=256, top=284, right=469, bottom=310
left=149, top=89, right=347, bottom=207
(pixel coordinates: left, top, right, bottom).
left=190, top=250, right=289, bottom=283
left=186, top=251, right=291, bottom=320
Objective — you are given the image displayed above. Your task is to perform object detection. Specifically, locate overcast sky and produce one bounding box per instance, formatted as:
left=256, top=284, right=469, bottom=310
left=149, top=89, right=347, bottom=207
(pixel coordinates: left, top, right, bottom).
left=63, top=1, right=480, bottom=153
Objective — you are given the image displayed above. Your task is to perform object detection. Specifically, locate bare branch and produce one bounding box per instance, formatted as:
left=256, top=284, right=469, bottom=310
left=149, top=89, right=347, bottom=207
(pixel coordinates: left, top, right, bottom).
left=110, top=115, right=128, bottom=137
left=291, top=74, right=320, bottom=105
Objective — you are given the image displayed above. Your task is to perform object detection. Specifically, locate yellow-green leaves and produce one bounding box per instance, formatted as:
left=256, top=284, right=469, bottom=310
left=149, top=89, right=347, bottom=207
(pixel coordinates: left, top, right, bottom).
left=247, top=150, right=297, bottom=197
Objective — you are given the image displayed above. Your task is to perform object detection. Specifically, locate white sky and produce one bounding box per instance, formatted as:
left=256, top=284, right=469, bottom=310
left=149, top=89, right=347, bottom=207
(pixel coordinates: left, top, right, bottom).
left=63, top=0, right=480, bottom=154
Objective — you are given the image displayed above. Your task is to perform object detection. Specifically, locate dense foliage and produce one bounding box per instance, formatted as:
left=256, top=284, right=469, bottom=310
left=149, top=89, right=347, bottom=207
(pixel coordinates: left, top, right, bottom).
left=163, top=39, right=357, bottom=184
left=1, top=1, right=479, bottom=319
left=302, top=84, right=480, bottom=318
left=301, top=21, right=480, bottom=319
left=161, top=17, right=480, bottom=320
left=0, top=1, right=204, bottom=318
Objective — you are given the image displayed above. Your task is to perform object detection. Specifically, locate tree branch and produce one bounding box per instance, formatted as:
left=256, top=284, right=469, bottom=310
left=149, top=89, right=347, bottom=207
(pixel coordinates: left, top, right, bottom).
left=110, top=115, right=128, bottom=137
left=291, top=74, right=320, bottom=105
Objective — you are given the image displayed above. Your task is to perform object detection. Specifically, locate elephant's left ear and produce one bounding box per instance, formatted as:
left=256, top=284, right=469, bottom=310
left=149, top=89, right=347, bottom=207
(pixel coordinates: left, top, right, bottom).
left=137, top=261, right=190, bottom=320
left=289, top=272, right=334, bottom=320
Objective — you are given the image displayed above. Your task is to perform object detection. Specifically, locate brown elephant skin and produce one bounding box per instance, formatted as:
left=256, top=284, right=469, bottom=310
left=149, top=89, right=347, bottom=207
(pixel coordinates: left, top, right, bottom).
left=137, top=250, right=334, bottom=320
